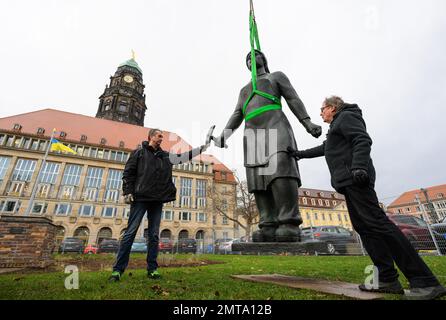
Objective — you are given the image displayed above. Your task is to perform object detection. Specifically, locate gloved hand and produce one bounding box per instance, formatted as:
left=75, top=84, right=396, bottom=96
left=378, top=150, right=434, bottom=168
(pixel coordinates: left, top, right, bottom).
left=302, top=119, right=322, bottom=138
left=352, top=169, right=369, bottom=186
left=124, top=194, right=134, bottom=204
left=287, top=146, right=303, bottom=160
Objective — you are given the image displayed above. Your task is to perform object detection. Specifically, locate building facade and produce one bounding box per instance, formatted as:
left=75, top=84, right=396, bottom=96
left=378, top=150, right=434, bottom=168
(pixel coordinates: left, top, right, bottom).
left=387, top=184, right=446, bottom=224
left=298, top=188, right=353, bottom=230
left=0, top=57, right=237, bottom=247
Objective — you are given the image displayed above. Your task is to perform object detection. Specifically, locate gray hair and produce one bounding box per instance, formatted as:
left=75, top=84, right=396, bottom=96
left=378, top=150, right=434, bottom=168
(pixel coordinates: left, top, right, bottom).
left=323, top=96, right=344, bottom=111
left=148, top=128, right=162, bottom=139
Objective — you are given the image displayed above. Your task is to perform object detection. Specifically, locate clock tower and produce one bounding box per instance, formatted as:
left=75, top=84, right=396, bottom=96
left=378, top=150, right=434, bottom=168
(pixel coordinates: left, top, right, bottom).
left=96, top=56, right=147, bottom=126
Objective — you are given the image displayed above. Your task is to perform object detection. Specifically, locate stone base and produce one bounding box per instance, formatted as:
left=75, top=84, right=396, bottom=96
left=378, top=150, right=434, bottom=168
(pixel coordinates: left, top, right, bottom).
left=231, top=274, right=384, bottom=300
left=0, top=215, right=56, bottom=268
left=231, top=240, right=328, bottom=255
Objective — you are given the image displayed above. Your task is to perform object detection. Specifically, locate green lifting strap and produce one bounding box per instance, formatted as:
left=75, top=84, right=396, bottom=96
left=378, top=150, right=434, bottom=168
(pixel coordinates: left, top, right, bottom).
left=242, top=5, right=281, bottom=122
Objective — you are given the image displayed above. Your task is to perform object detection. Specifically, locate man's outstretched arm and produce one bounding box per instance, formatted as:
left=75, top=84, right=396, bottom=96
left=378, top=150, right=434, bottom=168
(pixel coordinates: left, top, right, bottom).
left=169, top=145, right=208, bottom=165
left=289, top=141, right=326, bottom=159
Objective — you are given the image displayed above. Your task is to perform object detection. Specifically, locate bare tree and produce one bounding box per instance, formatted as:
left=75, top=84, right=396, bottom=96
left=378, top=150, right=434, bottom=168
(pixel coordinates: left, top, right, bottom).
left=209, top=173, right=259, bottom=241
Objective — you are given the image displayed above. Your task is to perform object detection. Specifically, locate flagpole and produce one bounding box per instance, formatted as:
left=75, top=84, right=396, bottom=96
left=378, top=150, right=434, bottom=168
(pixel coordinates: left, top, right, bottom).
left=24, top=128, right=56, bottom=216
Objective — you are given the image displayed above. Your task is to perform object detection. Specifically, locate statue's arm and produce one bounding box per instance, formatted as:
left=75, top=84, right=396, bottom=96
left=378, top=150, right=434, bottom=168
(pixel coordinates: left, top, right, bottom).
left=275, top=71, right=310, bottom=122
left=215, top=89, right=245, bottom=146
left=275, top=71, right=322, bottom=138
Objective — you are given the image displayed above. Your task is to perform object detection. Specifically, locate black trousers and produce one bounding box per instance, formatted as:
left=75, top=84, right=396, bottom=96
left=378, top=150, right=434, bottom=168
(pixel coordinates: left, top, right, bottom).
left=343, top=184, right=439, bottom=288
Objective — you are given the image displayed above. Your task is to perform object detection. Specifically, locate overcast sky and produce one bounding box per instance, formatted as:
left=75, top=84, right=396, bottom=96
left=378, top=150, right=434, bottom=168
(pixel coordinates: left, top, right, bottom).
left=1, top=0, right=445, bottom=204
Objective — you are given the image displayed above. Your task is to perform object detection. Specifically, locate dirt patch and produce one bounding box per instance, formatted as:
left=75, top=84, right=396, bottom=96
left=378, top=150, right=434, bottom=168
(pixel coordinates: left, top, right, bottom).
left=7, top=255, right=224, bottom=274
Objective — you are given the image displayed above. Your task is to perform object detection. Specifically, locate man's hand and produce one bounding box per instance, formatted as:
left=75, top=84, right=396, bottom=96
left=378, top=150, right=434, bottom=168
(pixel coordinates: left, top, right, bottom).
left=287, top=146, right=302, bottom=160
left=212, top=135, right=227, bottom=148
left=302, top=119, right=322, bottom=138
left=124, top=194, right=134, bottom=204
left=352, top=169, right=369, bottom=186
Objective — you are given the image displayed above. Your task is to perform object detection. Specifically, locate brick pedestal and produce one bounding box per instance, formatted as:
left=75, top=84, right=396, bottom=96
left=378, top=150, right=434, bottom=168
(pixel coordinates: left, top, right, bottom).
left=0, top=215, right=56, bottom=268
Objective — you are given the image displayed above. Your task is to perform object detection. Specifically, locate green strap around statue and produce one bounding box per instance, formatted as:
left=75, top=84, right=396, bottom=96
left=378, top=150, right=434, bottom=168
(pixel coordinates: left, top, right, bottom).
left=242, top=10, right=282, bottom=122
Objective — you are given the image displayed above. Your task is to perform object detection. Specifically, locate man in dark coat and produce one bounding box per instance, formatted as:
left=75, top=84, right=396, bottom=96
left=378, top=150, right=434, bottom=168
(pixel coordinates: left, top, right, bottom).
left=109, top=128, right=208, bottom=281
left=291, top=96, right=446, bottom=300
left=213, top=50, right=321, bottom=242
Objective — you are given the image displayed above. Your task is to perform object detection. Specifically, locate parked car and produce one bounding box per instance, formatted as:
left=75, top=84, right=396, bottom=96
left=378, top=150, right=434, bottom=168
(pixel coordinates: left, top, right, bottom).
left=214, top=238, right=232, bottom=252
left=301, top=226, right=358, bottom=254
left=175, top=238, right=197, bottom=253
left=387, top=214, right=446, bottom=254
left=131, top=238, right=147, bottom=253
left=58, top=237, right=85, bottom=254
left=431, top=217, right=446, bottom=239
left=97, top=238, right=120, bottom=253
left=83, top=244, right=98, bottom=254
left=217, top=238, right=242, bottom=254
left=159, top=238, right=174, bottom=253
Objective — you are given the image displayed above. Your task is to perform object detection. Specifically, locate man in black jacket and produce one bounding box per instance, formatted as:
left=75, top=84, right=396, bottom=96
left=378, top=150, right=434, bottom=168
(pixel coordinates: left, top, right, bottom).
left=109, top=128, right=208, bottom=281
left=290, top=96, right=445, bottom=300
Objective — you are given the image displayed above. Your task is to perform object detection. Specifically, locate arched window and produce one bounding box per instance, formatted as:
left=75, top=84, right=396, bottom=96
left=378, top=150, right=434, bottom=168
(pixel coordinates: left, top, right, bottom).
left=160, top=229, right=172, bottom=239
left=97, top=227, right=113, bottom=245
left=195, top=230, right=205, bottom=240
left=73, top=226, right=90, bottom=245
left=178, top=230, right=189, bottom=239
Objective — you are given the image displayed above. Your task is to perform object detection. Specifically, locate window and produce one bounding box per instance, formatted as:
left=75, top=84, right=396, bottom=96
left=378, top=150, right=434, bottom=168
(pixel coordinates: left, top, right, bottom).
left=318, top=199, right=323, bottom=206
left=338, top=214, right=342, bottom=221
left=102, top=207, right=117, bottom=218
left=222, top=216, right=229, bottom=225
left=105, top=169, right=122, bottom=202
left=321, top=213, right=326, bottom=221
left=0, top=134, right=5, bottom=145
left=123, top=207, right=131, bottom=219
left=196, top=212, right=207, bottom=222
left=329, top=214, right=333, bottom=221
left=325, top=200, right=330, bottom=206
left=82, top=147, right=90, bottom=157
left=406, top=207, right=411, bottom=212
left=55, top=203, right=71, bottom=216
left=32, top=202, right=47, bottom=215
left=1, top=200, right=21, bottom=213
left=344, top=214, right=349, bottom=221
left=62, top=164, right=82, bottom=186
left=13, top=137, right=22, bottom=148
left=306, top=213, right=310, bottom=220
left=180, top=178, right=192, bottom=207
left=84, top=188, right=98, bottom=202
left=22, top=137, right=31, bottom=149
left=30, top=139, right=39, bottom=150
left=162, top=210, right=173, bottom=221
left=79, top=205, right=95, bottom=217
left=303, top=197, right=308, bottom=205
left=90, top=148, right=97, bottom=158
left=0, top=156, right=11, bottom=182
left=36, top=183, right=51, bottom=198
left=118, top=103, right=128, bottom=112
left=38, top=140, right=47, bottom=151
left=179, top=212, right=191, bottom=221
left=60, top=185, right=76, bottom=200
left=85, top=167, right=104, bottom=188
left=97, top=149, right=104, bottom=159
left=8, top=181, right=26, bottom=196
left=110, top=151, right=117, bottom=161
left=314, top=213, right=318, bottom=220
left=12, top=159, right=37, bottom=181
left=196, top=179, right=207, bottom=208
left=5, top=135, right=14, bottom=147
left=311, top=199, right=316, bottom=205
left=38, top=162, right=60, bottom=184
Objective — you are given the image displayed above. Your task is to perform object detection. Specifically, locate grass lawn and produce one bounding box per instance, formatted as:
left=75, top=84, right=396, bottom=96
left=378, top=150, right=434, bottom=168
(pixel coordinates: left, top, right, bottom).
left=0, top=254, right=445, bottom=300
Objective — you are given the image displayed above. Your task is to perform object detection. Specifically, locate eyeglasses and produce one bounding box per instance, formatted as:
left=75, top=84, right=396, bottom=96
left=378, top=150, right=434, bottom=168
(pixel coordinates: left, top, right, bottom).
left=320, top=105, right=331, bottom=112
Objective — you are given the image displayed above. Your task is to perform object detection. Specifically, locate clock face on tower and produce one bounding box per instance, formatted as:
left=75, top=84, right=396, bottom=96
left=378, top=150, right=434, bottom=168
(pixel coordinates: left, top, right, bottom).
left=123, top=75, right=134, bottom=83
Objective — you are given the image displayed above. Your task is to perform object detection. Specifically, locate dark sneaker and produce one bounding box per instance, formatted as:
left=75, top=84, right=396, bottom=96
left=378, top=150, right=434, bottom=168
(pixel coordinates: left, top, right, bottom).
left=148, top=270, right=161, bottom=279
left=404, top=285, right=446, bottom=300
left=108, top=271, right=122, bottom=282
left=358, top=280, right=404, bottom=294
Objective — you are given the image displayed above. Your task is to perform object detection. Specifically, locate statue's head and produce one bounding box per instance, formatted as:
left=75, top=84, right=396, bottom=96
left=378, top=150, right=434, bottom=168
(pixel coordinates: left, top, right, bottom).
left=246, top=50, right=270, bottom=73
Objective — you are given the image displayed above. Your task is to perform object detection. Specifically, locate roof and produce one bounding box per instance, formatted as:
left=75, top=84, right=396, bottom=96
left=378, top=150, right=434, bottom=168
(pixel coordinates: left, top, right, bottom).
left=0, top=108, right=234, bottom=180
left=388, top=184, right=446, bottom=208
left=118, top=58, right=142, bottom=73
left=298, top=187, right=345, bottom=200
